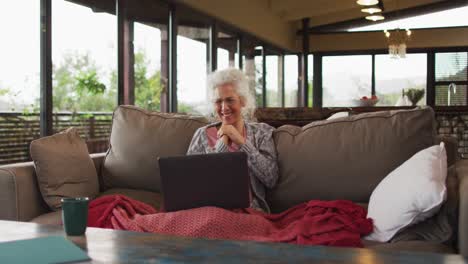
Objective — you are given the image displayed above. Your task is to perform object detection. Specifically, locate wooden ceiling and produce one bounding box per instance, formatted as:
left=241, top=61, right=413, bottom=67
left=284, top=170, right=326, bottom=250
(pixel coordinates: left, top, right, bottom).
left=66, top=0, right=468, bottom=37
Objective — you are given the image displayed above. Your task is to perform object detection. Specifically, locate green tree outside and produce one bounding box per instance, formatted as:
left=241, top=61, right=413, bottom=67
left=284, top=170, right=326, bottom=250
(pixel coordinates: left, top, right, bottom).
left=133, top=50, right=163, bottom=111
left=51, top=50, right=165, bottom=113
left=53, top=51, right=116, bottom=112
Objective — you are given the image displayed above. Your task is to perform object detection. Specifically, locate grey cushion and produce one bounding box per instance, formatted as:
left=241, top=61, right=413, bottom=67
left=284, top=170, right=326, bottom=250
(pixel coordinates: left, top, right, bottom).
left=30, top=127, right=100, bottom=211
left=268, top=107, right=437, bottom=213
left=102, top=105, right=208, bottom=192
left=98, top=188, right=162, bottom=210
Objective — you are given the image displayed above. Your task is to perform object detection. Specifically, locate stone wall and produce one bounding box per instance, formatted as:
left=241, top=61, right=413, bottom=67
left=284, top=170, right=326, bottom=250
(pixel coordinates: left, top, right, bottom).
left=436, top=113, right=468, bottom=159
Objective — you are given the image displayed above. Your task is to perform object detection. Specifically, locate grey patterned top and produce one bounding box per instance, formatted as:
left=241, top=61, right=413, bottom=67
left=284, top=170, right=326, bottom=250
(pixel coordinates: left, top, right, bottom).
left=186, top=122, right=279, bottom=213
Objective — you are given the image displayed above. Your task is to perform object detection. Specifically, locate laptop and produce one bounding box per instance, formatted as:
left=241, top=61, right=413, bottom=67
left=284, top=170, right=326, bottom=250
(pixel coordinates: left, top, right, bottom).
left=158, top=152, right=250, bottom=212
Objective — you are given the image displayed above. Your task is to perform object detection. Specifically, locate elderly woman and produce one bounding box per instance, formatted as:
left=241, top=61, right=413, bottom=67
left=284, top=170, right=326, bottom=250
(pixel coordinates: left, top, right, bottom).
left=187, top=68, right=279, bottom=213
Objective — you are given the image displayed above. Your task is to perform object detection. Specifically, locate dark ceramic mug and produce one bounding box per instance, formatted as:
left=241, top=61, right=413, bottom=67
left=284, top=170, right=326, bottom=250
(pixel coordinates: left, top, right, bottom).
left=61, top=197, right=89, bottom=236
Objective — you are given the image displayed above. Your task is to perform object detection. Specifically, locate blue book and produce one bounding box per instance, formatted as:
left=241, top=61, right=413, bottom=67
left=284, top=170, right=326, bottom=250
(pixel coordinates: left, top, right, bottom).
left=0, top=236, right=90, bottom=264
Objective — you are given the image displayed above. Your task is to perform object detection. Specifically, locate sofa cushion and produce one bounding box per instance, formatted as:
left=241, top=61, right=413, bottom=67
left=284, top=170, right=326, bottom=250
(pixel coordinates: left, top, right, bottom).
left=30, top=127, right=100, bottom=211
left=268, top=107, right=436, bottom=213
left=98, top=188, right=162, bottom=210
left=102, top=105, right=208, bottom=192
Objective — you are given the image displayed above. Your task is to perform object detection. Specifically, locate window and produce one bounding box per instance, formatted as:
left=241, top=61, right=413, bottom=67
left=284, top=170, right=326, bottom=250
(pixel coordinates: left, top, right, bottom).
left=308, top=54, right=314, bottom=106
left=244, top=43, right=264, bottom=107
left=243, top=42, right=264, bottom=108
left=0, top=1, right=40, bottom=164
left=177, top=20, right=210, bottom=115
left=133, top=19, right=167, bottom=111
left=375, top=54, right=427, bottom=106
left=217, top=47, right=230, bottom=70
left=322, top=55, right=372, bottom=107
left=284, top=55, right=298, bottom=107
left=0, top=0, right=40, bottom=113
left=435, top=52, right=468, bottom=106
left=265, top=54, right=281, bottom=107
left=217, top=31, right=239, bottom=70
left=254, top=49, right=264, bottom=107
left=52, top=1, right=117, bottom=114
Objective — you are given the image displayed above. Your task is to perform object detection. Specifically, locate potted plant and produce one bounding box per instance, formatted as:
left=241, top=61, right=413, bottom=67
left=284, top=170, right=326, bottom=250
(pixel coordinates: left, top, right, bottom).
left=404, top=88, right=425, bottom=106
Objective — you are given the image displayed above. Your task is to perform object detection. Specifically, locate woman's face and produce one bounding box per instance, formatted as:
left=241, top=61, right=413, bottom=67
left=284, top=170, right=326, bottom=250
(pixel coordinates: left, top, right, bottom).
left=214, top=83, right=244, bottom=125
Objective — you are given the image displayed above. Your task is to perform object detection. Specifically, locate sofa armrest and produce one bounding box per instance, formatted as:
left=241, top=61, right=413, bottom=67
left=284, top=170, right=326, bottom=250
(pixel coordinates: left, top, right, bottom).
left=0, top=153, right=106, bottom=222
left=436, top=135, right=458, bottom=167
left=457, top=159, right=468, bottom=256
left=90, top=152, right=106, bottom=191
left=0, top=161, right=49, bottom=221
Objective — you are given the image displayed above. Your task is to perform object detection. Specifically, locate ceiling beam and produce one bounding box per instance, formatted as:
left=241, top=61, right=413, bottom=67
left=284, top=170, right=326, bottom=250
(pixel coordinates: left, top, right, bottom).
left=299, top=0, right=468, bottom=34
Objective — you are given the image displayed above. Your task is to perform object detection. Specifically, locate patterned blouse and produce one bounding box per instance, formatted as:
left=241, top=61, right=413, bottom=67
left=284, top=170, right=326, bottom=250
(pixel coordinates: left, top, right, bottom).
left=186, top=122, right=279, bottom=213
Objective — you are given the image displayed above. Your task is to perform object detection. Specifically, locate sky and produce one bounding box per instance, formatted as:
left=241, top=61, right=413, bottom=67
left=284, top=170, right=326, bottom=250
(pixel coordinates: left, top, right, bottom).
left=0, top=0, right=40, bottom=107
left=0, top=1, right=466, bottom=110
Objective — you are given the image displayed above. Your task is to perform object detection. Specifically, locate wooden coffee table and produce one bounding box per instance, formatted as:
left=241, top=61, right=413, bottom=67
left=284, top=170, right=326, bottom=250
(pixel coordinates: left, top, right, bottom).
left=0, top=220, right=466, bottom=263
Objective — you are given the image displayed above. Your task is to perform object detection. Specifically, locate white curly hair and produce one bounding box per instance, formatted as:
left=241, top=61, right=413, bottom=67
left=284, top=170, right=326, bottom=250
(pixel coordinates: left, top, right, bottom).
left=207, top=67, right=256, bottom=121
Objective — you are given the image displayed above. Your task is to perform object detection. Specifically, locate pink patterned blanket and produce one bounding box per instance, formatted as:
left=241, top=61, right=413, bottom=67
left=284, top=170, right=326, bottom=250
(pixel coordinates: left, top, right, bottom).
left=88, top=195, right=373, bottom=247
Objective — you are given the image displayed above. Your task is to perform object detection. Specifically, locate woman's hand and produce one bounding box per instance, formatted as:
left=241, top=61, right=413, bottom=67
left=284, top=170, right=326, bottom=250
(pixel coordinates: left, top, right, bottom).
left=218, top=124, right=245, bottom=145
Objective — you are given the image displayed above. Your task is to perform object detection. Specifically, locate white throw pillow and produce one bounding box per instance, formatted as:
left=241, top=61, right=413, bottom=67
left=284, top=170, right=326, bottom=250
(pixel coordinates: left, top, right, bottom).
left=365, top=142, right=447, bottom=242
left=326, top=111, right=349, bottom=120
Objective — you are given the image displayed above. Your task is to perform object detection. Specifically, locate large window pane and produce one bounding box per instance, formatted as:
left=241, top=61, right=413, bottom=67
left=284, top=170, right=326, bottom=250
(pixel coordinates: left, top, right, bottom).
left=436, top=52, right=467, bottom=82
left=53, top=1, right=117, bottom=113
left=0, top=1, right=40, bottom=112
left=322, top=55, right=372, bottom=107
left=243, top=42, right=263, bottom=108
left=133, top=21, right=167, bottom=112
left=52, top=1, right=116, bottom=153
left=308, top=54, right=314, bottom=106
left=177, top=25, right=209, bottom=115
left=375, top=54, right=427, bottom=106
left=254, top=50, right=264, bottom=107
left=217, top=48, right=230, bottom=70
left=217, top=31, right=238, bottom=70
left=265, top=55, right=281, bottom=107
left=285, top=55, right=298, bottom=107
left=0, top=1, right=40, bottom=164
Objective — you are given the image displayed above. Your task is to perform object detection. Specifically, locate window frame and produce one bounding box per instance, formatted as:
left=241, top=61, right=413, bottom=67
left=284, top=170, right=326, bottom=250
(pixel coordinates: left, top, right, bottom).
left=312, top=46, right=468, bottom=109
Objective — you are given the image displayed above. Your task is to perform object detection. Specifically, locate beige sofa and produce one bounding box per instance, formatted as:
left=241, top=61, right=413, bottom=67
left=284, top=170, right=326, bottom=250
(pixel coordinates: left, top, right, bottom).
left=1, top=105, right=467, bottom=256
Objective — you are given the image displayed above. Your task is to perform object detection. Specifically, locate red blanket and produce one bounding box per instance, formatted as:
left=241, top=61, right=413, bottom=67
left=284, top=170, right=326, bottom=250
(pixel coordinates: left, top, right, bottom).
left=88, top=194, right=157, bottom=229
left=88, top=195, right=372, bottom=247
